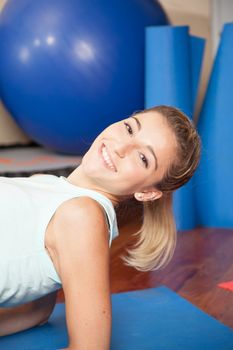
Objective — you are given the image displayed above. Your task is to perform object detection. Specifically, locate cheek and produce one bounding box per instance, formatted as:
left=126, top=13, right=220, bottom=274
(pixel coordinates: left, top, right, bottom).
left=121, top=157, right=144, bottom=178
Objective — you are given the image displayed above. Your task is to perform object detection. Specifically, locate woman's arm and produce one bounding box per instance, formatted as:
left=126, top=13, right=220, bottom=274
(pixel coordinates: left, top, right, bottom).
left=0, top=291, right=57, bottom=336
left=52, top=197, right=112, bottom=350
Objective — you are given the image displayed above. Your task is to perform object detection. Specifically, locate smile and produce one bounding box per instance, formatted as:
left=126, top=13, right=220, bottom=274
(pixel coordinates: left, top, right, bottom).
left=101, top=144, right=117, bottom=172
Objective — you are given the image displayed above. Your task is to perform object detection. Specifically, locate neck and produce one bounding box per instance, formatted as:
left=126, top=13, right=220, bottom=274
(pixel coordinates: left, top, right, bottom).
left=67, top=166, right=122, bottom=208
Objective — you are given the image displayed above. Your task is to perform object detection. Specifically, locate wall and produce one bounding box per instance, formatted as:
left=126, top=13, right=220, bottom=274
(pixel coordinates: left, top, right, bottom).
left=211, top=0, right=233, bottom=55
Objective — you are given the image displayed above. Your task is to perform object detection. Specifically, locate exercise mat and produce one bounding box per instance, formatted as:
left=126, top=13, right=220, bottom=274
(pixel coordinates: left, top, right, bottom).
left=1, top=286, right=232, bottom=350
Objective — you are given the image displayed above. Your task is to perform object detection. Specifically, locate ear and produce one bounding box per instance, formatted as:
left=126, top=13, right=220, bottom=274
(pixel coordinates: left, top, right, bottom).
left=134, top=189, right=163, bottom=202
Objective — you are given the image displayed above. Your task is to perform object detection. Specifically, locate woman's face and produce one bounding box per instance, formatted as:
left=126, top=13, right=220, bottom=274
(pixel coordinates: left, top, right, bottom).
left=81, top=111, right=177, bottom=200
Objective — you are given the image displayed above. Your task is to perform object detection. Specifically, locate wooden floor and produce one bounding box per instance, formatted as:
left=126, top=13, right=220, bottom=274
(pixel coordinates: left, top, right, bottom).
left=57, top=220, right=233, bottom=329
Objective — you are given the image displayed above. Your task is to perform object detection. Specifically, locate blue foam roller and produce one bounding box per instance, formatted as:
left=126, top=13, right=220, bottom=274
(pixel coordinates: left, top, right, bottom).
left=1, top=286, right=233, bottom=350
left=195, top=23, right=233, bottom=228
left=145, top=25, right=205, bottom=230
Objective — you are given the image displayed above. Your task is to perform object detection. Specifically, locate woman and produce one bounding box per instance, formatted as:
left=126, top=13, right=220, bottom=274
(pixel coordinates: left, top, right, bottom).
left=0, top=105, right=201, bottom=350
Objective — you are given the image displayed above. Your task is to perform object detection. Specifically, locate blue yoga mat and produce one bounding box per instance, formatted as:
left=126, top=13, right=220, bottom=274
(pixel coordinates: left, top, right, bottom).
left=1, top=286, right=232, bottom=350
left=145, top=26, right=205, bottom=115
left=195, top=22, right=233, bottom=228
left=145, top=25, right=205, bottom=230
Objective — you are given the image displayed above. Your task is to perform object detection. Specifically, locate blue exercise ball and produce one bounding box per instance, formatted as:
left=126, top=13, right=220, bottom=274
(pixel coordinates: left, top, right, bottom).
left=0, top=0, right=168, bottom=154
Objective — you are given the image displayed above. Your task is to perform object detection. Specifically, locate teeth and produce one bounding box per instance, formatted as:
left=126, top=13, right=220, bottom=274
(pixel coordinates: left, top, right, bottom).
left=102, top=146, right=116, bottom=170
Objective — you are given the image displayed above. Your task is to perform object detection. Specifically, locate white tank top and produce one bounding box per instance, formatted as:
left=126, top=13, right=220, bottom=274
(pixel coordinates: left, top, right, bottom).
left=0, top=174, right=119, bottom=307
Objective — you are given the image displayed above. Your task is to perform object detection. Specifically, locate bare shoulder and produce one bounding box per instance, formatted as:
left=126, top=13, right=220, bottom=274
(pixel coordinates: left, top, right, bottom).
left=51, top=196, right=109, bottom=250
left=55, top=196, right=107, bottom=226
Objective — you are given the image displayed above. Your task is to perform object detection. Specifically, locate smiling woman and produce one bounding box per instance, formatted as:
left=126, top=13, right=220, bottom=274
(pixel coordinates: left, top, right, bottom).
left=0, top=105, right=200, bottom=350
left=67, top=104, right=201, bottom=273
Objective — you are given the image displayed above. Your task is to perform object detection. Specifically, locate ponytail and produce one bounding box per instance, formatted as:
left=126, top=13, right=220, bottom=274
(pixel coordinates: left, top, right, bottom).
left=121, top=193, right=177, bottom=271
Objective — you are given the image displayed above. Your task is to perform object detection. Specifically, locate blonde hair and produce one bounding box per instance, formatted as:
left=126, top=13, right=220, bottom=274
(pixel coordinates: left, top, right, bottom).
left=121, top=105, right=201, bottom=271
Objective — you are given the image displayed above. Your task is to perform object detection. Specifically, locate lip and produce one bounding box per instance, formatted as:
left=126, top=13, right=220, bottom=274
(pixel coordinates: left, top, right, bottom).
left=99, top=143, right=117, bottom=172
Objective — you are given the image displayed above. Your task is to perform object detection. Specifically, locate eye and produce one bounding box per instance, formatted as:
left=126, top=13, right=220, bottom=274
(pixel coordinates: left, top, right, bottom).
left=139, top=153, right=149, bottom=168
left=124, top=122, right=133, bottom=136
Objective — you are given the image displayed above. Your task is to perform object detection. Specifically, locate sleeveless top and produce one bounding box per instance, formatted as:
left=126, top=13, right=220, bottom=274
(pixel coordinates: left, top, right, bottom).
left=0, top=174, right=119, bottom=307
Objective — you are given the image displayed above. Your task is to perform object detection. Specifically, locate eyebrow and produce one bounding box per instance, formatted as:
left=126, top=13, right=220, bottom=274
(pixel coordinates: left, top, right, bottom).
left=131, top=116, right=141, bottom=131
left=131, top=116, right=158, bottom=170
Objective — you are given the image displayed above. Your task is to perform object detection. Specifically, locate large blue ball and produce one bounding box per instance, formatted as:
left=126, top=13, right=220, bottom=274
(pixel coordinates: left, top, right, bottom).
left=0, top=0, right=167, bottom=154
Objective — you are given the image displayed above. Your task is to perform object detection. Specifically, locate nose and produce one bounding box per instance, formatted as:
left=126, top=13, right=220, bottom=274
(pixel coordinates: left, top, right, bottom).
left=114, top=142, right=135, bottom=158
